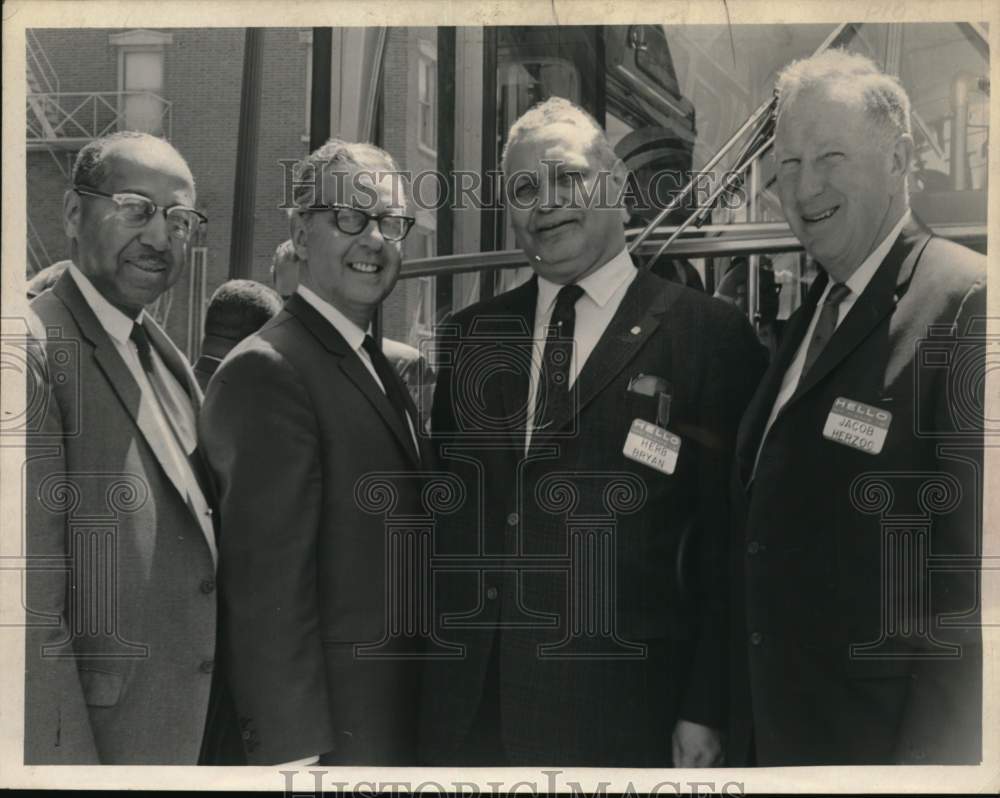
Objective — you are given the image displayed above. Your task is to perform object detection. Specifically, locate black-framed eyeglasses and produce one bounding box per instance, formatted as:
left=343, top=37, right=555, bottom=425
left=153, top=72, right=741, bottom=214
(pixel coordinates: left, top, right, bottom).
left=302, top=203, right=415, bottom=242
left=74, top=186, right=207, bottom=242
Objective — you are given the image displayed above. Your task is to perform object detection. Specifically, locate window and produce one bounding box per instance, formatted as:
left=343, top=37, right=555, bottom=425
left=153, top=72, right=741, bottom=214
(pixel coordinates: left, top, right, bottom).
left=186, top=246, right=208, bottom=360
left=417, top=42, right=437, bottom=153
left=300, top=29, right=313, bottom=144
left=110, top=30, right=172, bottom=136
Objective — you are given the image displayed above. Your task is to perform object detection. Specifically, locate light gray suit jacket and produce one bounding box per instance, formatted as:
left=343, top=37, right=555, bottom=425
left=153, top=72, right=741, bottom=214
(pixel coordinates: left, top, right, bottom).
left=24, top=270, right=218, bottom=764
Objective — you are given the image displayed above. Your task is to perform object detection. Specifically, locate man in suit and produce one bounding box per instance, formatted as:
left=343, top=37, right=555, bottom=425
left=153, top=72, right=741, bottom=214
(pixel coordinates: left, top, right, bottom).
left=192, top=279, right=282, bottom=391
left=200, top=139, right=425, bottom=765
left=25, top=131, right=226, bottom=763
left=268, top=237, right=436, bottom=430
left=421, top=97, right=766, bottom=767
left=730, top=50, right=985, bottom=765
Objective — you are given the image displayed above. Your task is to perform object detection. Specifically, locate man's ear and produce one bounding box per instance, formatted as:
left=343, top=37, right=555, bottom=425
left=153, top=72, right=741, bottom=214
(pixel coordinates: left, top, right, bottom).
left=63, top=189, right=81, bottom=239
left=290, top=211, right=310, bottom=262
left=890, top=133, right=914, bottom=184
left=610, top=158, right=631, bottom=224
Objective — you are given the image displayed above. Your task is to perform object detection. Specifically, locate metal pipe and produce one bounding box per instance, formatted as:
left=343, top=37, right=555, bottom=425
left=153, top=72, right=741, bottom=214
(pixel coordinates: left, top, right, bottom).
left=649, top=134, right=774, bottom=262
left=747, top=157, right=760, bottom=330
left=951, top=72, right=973, bottom=191
left=628, top=96, right=776, bottom=255
left=398, top=223, right=986, bottom=279
left=630, top=22, right=857, bottom=258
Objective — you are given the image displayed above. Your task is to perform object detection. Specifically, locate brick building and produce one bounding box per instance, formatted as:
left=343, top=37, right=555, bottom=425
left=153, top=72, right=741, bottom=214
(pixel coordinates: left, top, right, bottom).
left=26, top=26, right=436, bottom=356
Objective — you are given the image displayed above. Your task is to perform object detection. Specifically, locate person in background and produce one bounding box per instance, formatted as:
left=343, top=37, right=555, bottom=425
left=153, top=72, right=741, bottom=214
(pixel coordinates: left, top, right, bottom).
left=193, top=279, right=282, bottom=391
left=270, top=238, right=301, bottom=301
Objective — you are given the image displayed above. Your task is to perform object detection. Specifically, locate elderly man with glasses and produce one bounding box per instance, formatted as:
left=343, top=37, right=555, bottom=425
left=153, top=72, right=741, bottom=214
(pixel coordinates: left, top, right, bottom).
left=200, top=139, right=426, bottom=766
left=24, top=131, right=239, bottom=764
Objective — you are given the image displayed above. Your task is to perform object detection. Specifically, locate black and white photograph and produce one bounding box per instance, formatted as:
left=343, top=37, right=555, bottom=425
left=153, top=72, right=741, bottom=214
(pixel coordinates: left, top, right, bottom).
left=1, top=0, right=996, bottom=793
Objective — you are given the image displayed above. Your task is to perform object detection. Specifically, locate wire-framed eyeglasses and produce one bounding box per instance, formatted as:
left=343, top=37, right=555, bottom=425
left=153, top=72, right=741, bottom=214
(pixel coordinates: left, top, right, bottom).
left=74, top=186, right=207, bottom=242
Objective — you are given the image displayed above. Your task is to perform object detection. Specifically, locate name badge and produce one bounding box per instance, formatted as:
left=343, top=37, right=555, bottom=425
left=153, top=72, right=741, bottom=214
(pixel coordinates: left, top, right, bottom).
left=822, top=397, right=892, bottom=455
left=623, top=419, right=681, bottom=475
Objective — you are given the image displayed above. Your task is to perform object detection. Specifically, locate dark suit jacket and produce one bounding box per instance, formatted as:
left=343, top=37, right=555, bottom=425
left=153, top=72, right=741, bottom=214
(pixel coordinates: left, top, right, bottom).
left=383, top=337, right=436, bottom=434
left=25, top=270, right=219, bottom=764
left=420, top=266, right=766, bottom=766
left=199, top=293, right=428, bottom=765
left=730, top=214, right=986, bottom=765
left=193, top=353, right=223, bottom=392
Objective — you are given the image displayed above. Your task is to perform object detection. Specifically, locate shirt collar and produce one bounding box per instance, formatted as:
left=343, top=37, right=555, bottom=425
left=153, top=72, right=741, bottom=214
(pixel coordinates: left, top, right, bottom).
left=536, top=247, right=635, bottom=316
left=67, top=263, right=145, bottom=347
left=296, top=285, right=370, bottom=352
left=842, top=209, right=912, bottom=297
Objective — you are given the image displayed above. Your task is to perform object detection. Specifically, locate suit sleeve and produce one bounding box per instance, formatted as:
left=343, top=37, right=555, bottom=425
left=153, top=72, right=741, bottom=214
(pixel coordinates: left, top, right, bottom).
left=198, top=347, right=334, bottom=765
left=23, top=327, right=101, bottom=763
left=893, top=277, right=985, bottom=764
left=678, top=306, right=768, bottom=729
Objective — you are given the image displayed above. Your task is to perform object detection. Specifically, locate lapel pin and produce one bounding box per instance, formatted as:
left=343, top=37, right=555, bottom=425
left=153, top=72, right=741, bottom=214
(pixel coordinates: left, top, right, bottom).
left=630, top=325, right=641, bottom=335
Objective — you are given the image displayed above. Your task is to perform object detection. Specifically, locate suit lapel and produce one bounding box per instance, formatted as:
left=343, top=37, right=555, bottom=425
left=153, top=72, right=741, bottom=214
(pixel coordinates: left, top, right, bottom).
left=287, top=294, right=420, bottom=468
left=574, top=269, right=674, bottom=416
left=143, top=317, right=205, bottom=409
left=542, top=268, right=675, bottom=437
left=734, top=272, right=826, bottom=486
left=735, top=215, right=934, bottom=490
left=784, top=216, right=932, bottom=411
left=497, top=276, right=539, bottom=449
left=52, top=273, right=210, bottom=537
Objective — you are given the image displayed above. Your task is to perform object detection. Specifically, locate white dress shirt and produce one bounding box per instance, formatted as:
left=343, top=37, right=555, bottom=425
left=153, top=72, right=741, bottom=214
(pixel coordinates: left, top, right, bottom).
left=525, top=247, right=637, bottom=449
left=754, top=210, right=912, bottom=470
left=67, top=264, right=216, bottom=561
left=297, top=285, right=419, bottom=452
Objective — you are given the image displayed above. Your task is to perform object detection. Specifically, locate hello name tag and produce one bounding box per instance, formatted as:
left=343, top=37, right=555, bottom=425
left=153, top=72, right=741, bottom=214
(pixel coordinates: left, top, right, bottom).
left=623, top=419, right=681, bottom=475
left=822, top=397, right=892, bottom=455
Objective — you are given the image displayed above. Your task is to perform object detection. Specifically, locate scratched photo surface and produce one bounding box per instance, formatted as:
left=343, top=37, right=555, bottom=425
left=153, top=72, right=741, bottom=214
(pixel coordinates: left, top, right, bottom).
left=3, top=5, right=996, bottom=794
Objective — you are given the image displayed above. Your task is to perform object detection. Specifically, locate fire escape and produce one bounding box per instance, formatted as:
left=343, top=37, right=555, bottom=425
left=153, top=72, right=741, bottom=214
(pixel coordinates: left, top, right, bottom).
left=26, top=29, right=174, bottom=274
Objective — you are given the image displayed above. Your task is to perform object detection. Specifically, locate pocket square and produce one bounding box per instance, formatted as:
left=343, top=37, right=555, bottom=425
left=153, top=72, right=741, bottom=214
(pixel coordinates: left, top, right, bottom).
left=627, top=373, right=670, bottom=398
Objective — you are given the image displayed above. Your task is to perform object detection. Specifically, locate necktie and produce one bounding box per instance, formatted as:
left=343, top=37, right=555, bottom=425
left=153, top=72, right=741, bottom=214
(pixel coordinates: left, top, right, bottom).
left=801, top=281, right=851, bottom=378
left=130, top=322, right=215, bottom=506
left=362, top=335, right=417, bottom=458
left=534, top=283, right=585, bottom=438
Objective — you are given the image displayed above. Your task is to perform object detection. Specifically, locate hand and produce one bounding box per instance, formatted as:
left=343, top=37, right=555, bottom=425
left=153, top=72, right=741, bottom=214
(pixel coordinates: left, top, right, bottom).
left=672, top=719, right=724, bottom=767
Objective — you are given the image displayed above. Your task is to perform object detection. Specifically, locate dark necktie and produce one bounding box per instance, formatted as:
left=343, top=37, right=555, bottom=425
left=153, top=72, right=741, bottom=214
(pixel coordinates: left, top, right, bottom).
left=130, top=322, right=215, bottom=506
left=801, top=281, right=851, bottom=378
left=534, top=283, right=585, bottom=437
left=362, top=334, right=417, bottom=457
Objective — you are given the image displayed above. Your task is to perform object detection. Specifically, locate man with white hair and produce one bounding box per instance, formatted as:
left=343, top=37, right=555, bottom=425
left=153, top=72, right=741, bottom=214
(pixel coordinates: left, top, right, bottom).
left=731, top=50, right=985, bottom=765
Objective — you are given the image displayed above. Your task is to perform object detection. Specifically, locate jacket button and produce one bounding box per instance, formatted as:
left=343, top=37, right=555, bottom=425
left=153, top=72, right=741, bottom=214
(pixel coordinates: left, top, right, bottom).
left=241, top=730, right=252, bottom=740
left=506, top=512, right=519, bottom=526
left=200, top=579, right=216, bottom=594
left=199, top=660, right=215, bottom=673
left=747, top=541, right=760, bottom=555
left=486, top=586, right=499, bottom=600
left=750, top=632, right=763, bottom=646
